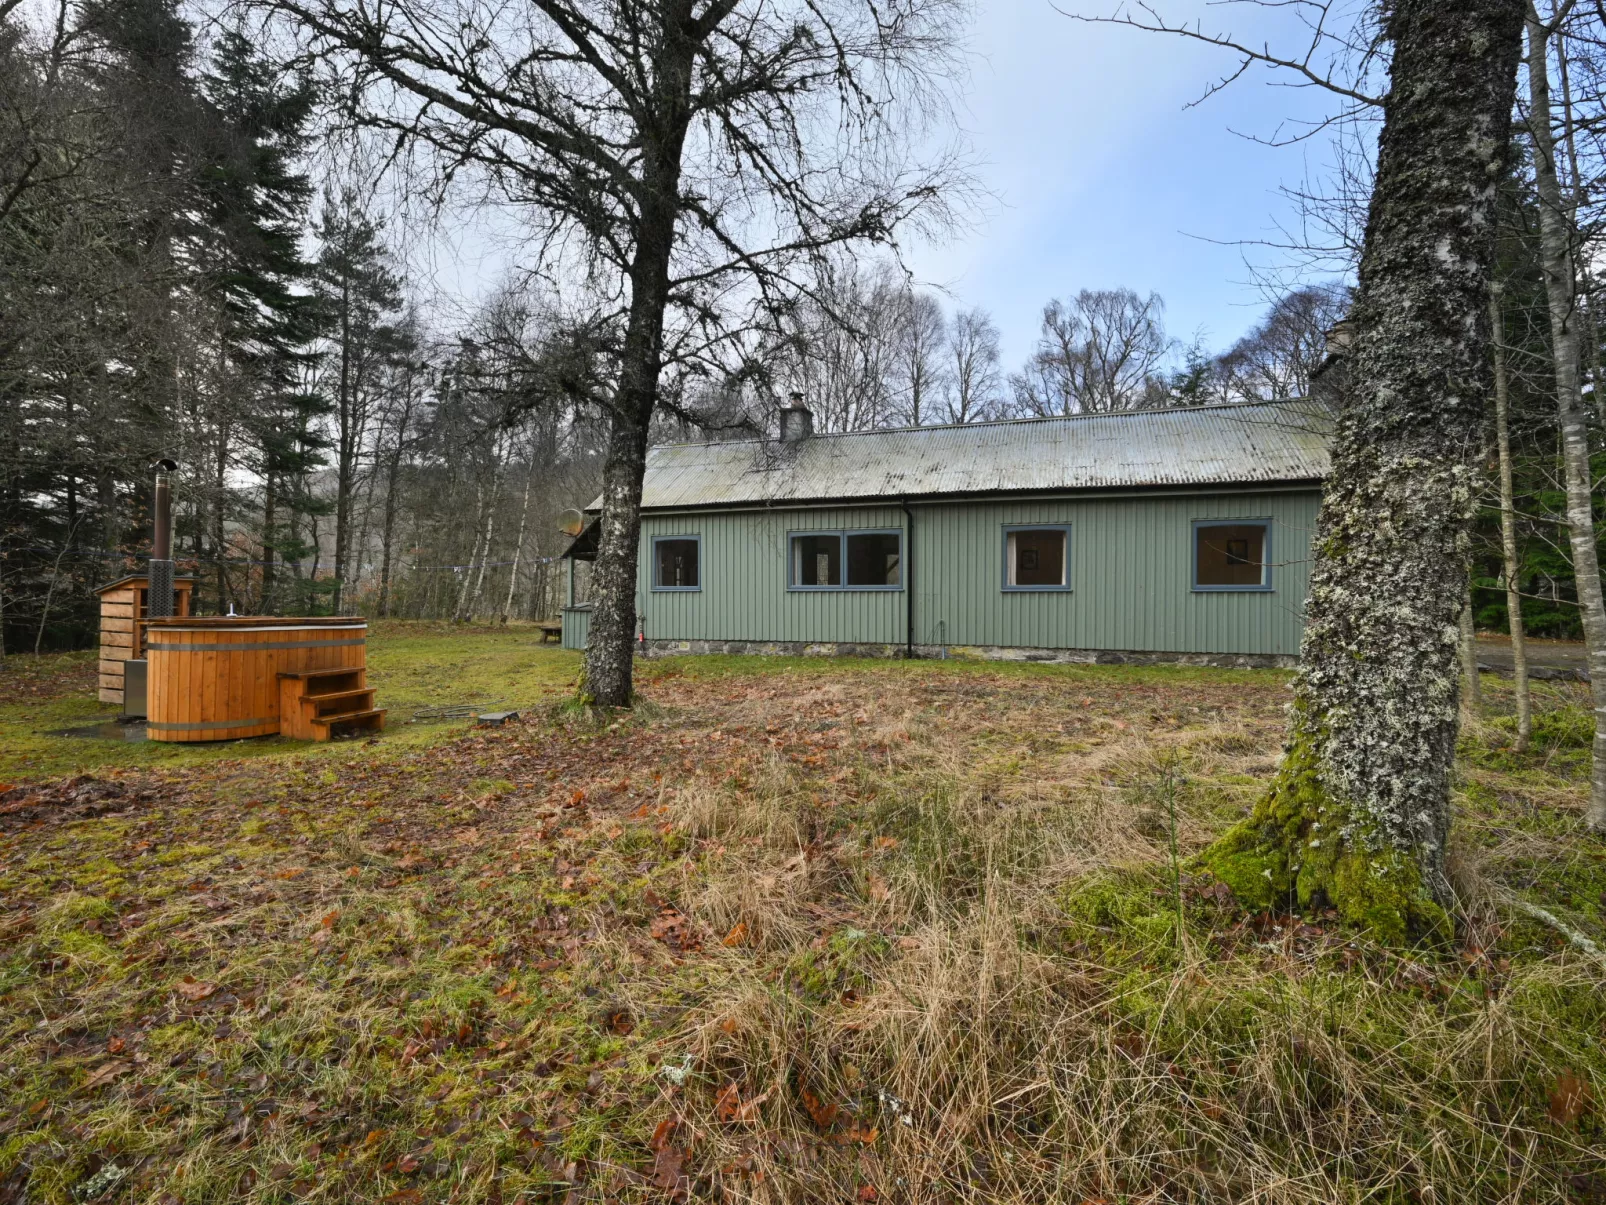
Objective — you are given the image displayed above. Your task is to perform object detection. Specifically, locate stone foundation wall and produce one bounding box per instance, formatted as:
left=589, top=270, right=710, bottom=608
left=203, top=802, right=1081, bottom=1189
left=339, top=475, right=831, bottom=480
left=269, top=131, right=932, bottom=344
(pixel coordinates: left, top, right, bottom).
left=638, top=638, right=1296, bottom=670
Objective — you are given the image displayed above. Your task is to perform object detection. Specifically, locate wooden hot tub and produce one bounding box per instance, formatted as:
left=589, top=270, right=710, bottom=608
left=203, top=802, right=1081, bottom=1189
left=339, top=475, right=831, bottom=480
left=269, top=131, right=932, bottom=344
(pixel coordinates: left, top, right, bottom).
left=144, top=617, right=369, bottom=742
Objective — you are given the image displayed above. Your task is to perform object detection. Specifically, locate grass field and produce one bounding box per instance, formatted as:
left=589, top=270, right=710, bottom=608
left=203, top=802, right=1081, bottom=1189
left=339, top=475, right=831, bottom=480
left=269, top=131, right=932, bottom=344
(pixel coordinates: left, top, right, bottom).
left=1, top=626, right=1604, bottom=1204
left=0, top=622, right=584, bottom=781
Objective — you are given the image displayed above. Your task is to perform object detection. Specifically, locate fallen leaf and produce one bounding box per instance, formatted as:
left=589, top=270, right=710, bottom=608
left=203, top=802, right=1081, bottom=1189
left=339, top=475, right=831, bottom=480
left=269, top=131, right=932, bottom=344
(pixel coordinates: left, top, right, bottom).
left=858, top=1187, right=879, bottom=1202
left=651, top=1144, right=688, bottom=1198
left=713, top=1081, right=769, bottom=1124
left=722, top=922, right=748, bottom=947
left=866, top=874, right=891, bottom=903
left=800, top=1087, right=839, bottom=1130
left=650, top=906, right=701, bottom=953
left=83, top=1060, right=131, bottom=1089
left=649, top=1118, right=679, bottom=1152
left=1550, top=1070, right=1594, bottom=1127
left=175, top=977, right=218, bottom=1002
left=106, top=1036, right=126, bottom=1054
left=275, top=868, right=305, bottom=880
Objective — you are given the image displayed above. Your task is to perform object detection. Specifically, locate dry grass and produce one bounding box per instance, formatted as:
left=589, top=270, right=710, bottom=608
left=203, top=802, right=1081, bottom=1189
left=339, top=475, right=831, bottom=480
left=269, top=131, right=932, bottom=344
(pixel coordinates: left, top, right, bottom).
left=2, top=649, right=1603, bottom=1204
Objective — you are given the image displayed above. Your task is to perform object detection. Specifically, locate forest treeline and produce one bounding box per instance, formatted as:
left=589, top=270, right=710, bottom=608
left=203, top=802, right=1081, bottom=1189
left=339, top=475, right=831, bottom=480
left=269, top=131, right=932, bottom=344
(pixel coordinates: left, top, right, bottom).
left=0, top=0, right=1599, bottom=652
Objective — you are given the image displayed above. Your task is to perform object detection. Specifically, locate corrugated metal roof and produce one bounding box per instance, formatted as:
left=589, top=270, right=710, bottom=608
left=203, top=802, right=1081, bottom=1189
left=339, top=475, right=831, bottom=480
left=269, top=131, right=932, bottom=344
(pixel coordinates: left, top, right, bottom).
left=616, top=399, right=1331, bottom=511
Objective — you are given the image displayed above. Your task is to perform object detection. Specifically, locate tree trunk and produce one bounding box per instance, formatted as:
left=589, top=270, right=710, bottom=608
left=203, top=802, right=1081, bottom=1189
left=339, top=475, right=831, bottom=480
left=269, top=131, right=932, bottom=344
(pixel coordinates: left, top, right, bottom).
left=213, top=420, right=231, bottom=615
left=98, top=468, right=116, bottom=553
left=1460, top=598, right=1484, bottom=713
left=333, top=276, right=354, bottom=614
left=581, top=4, right=696, bottom=707
left=1203, top=0, right=1526, bottom=940
left=378, top=439, right=405, bottom=619
left=1491, top=288, right=1532, bottom=751
left=459, top=431, right=505, bottom=623
left=1525, top=7, right=1606, bottom=832
left=503, top=452, right=535, bottom=622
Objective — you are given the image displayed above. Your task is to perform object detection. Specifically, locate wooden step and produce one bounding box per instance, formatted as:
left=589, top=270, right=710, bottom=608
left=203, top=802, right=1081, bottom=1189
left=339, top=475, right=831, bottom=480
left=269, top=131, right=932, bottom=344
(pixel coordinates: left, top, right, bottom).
left=304, top=687, right=374, bottom=714
left=279, top=667, right=366, bottom=681
left=309, top=708, right=387, bottom=742
left=280, top=667, right=364, bottom=691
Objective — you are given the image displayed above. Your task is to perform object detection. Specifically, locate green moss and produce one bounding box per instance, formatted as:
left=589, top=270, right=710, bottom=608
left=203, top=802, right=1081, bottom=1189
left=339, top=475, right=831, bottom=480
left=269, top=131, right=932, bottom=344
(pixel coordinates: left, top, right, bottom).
left=38, top=892, right=117, bottom=936
left=1201, top=719, right=1451, bottom=944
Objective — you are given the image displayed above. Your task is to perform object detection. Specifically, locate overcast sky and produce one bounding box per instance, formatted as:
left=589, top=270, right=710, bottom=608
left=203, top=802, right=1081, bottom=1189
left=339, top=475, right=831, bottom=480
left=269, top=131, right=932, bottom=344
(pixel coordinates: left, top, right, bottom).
left=901, top=0, right=1354, bottom=371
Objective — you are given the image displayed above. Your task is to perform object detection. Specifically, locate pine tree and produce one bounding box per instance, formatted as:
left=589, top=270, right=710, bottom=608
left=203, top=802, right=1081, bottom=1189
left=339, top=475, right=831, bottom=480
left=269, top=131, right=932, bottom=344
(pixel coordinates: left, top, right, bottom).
left=311, top=190, right=403, bottom=612
left=196, top=28, right=323, bottom=613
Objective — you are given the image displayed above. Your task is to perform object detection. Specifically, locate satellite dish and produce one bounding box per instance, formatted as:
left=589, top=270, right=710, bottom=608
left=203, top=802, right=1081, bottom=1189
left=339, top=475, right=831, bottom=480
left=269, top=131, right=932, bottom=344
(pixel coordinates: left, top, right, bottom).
left=557, top=509, right=586, bottom=537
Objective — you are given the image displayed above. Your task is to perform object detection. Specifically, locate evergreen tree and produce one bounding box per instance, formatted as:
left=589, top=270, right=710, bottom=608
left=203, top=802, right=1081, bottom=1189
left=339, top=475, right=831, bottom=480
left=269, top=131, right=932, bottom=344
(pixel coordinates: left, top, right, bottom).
left=311, top=189, right=403, bottom=612
left=196, top=28, right=323, bottom=612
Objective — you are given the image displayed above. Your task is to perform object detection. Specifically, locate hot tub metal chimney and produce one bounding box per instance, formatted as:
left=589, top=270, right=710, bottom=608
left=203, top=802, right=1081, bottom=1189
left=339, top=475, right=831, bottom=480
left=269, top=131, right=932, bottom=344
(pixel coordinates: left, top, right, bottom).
left=148, top=459, right=178, bottom=619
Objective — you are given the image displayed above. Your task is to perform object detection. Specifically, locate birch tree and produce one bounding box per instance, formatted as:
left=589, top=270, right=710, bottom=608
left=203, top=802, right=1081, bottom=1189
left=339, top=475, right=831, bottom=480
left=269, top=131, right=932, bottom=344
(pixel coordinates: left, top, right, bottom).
left=1208, top=0, right=1526, bottom=935
left=1009, top=289, right=1171, bottom=415
left=265, top=0, right=966, bottom=706
left=1490, top=285, right=1532, bottom=750
left=945, top=307, right=1002, bottom=422
left=1522, top=1, right=1606, bottom=832
left=1083, top=0, right=1529, bottom=936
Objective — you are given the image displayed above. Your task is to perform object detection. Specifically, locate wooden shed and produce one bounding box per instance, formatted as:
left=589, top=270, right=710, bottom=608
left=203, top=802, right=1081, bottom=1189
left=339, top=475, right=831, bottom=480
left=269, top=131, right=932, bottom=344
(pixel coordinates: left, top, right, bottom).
left=95, top=574, right=195, bottom=705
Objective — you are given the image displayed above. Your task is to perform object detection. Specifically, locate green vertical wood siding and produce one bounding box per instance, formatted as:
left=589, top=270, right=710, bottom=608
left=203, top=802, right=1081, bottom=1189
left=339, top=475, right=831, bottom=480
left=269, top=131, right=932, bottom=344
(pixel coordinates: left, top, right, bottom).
left=634, top=490, right=1321, bottom=656
left=561, top=605, right=591, bottom=650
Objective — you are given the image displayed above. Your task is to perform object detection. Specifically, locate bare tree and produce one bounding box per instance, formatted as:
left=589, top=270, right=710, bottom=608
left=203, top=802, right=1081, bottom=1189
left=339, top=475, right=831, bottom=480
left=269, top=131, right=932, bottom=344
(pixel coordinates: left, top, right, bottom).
left=945, top=306, right=1002, bottom=422
left=1217, top=282, right=1351, bottom=401
left=266, top=0, right=966, bottom=706
left=1010, top=289, right=1172, bottom=415
left=895, top=288, right=949, bottom=425
left=771, top=261, right=909, bottom=432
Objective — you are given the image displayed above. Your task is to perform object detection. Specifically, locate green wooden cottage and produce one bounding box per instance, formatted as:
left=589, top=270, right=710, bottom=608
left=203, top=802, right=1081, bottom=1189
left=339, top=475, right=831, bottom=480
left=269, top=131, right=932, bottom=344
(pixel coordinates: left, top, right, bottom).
left=562, top=398, right=1331, bottom=666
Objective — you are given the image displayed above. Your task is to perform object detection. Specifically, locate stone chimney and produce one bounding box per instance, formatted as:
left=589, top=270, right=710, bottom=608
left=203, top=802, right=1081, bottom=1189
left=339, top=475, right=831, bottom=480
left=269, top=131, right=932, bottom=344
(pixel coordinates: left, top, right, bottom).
left=779, top=392, right=814, bottom=443
left=1309, top=319, right=1354, bottom=404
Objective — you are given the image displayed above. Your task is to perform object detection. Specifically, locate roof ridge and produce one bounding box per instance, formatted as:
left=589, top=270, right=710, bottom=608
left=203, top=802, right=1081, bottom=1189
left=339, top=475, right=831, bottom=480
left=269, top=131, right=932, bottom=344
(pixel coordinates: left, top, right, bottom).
left=647, top=396, right=1320, bottom=451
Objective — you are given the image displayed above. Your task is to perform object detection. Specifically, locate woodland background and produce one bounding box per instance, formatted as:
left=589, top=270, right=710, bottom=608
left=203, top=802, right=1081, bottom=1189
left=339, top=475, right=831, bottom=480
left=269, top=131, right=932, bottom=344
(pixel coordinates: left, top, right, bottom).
left=2, top=0, right=1603, bottom=653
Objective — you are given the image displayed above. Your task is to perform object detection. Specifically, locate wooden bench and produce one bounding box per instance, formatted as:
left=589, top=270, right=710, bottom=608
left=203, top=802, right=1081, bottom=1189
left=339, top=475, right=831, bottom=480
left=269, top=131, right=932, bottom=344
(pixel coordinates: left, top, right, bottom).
left=534, top=620, right=563, bottom=644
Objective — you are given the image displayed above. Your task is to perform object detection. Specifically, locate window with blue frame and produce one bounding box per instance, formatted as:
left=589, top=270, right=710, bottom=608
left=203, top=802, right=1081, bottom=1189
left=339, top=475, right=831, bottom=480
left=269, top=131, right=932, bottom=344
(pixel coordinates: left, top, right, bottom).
left=652, top=536, right=700, bottom=590
left=1193, top=520, right=1271, bottom=591
left=788, top=530, right=902, bottom=589
left=1002, top=525, right=1070, bottom=590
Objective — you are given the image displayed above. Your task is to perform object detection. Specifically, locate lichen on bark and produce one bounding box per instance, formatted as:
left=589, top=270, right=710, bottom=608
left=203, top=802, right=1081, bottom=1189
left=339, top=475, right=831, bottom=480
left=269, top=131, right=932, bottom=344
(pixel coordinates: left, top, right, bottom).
left=1200, top=0, right=1527, bottom=942
left=1204, top=709, right=1451, bottom=944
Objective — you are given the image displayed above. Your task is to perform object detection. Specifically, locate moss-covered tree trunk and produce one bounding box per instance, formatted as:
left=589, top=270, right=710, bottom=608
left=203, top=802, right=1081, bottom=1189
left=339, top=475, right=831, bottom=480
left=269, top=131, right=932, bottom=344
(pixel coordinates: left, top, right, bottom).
left=1204, top=0, right=1526, bottom=942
